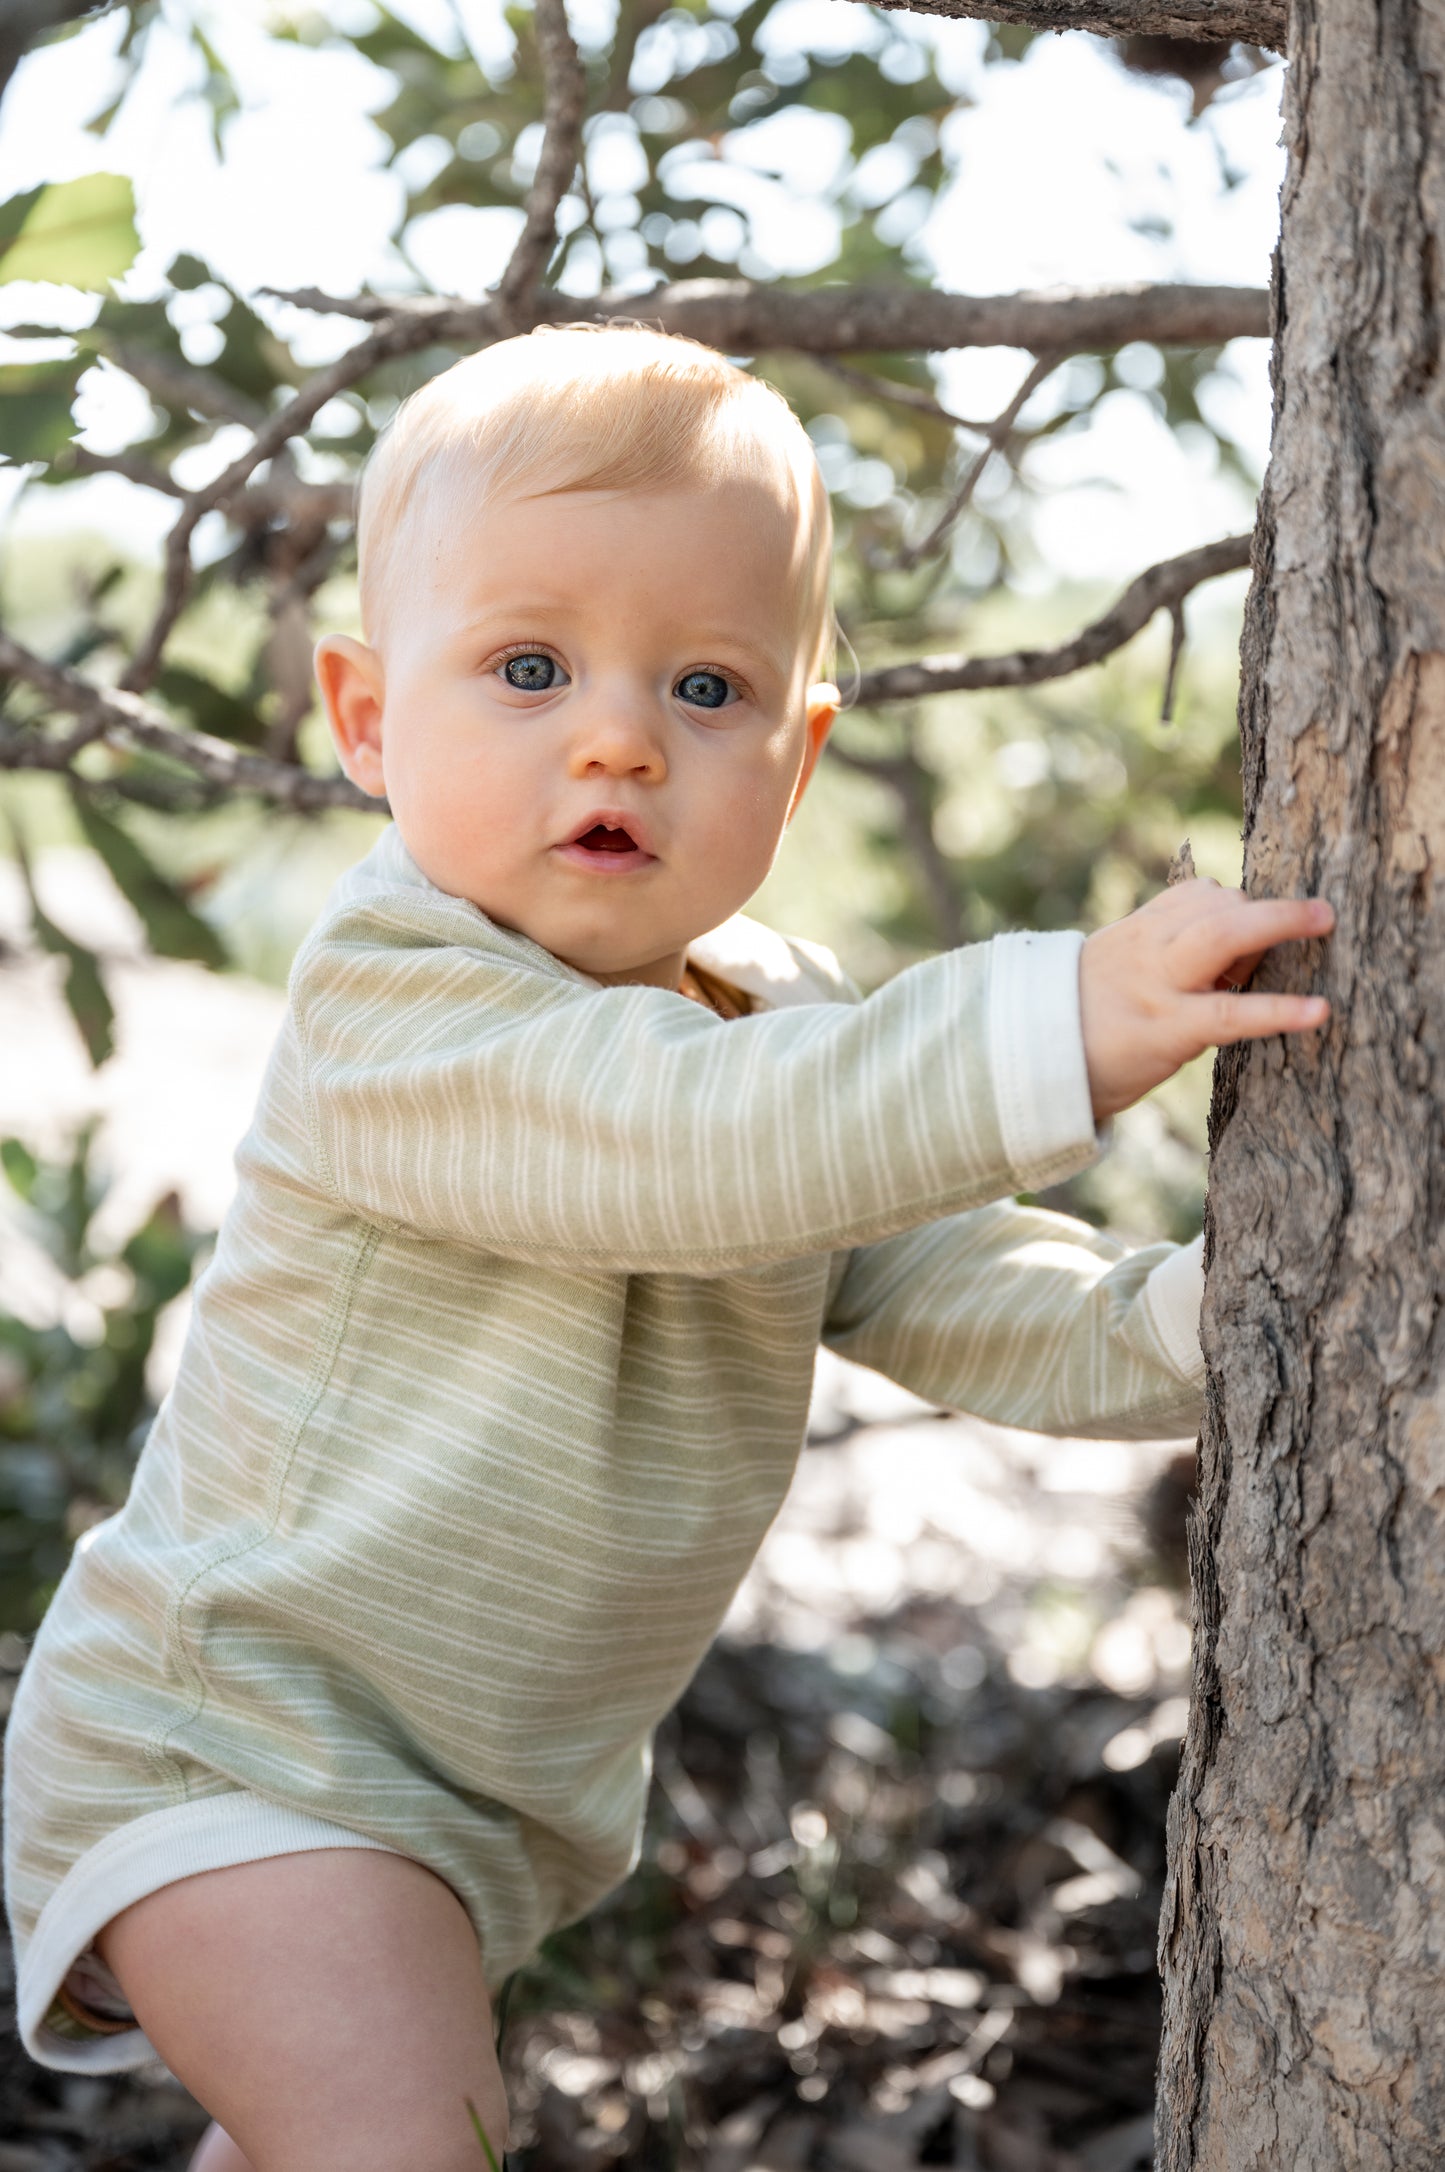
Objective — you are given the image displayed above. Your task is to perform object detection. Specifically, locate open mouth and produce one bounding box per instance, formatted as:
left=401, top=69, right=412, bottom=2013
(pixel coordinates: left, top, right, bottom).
left=556, top=817, right=657, bottom=870
left=576, top=824, right=638, bottom=854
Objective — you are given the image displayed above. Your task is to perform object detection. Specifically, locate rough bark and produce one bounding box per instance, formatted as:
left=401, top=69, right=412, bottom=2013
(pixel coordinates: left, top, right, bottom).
left=864, top=0, right=1284, bottom=49
left=1157, top=0, right=1445, bottom=2164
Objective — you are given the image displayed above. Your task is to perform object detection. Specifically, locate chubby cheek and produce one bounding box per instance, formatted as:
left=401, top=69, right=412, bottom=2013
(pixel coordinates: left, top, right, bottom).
left=381, top=713, right=531, bottom=898
left=688, top=747, right=798, bottom=893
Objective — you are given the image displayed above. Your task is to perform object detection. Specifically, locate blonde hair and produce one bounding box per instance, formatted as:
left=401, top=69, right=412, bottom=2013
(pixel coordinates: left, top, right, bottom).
left=357, top=323, right=835, bottom=679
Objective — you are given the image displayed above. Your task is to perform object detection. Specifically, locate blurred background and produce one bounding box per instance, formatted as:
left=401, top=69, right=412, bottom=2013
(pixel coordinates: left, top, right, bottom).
left=0, top=2, right=1275, bottom=2163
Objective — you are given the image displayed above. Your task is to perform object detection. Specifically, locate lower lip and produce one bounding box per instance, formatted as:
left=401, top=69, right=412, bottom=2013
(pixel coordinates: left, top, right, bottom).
left=554, top=840, right=658, bottom=874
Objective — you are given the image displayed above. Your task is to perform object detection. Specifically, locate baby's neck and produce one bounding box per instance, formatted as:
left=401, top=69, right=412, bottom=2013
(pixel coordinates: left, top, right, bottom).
left=582, top=947, right=690, bottom=992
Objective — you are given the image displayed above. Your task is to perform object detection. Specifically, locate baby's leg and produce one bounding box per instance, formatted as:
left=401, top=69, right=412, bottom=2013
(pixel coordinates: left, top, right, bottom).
left=95, top=1848, right=509, bottom=2172
left=189, top=2121, right=256, bottom=2171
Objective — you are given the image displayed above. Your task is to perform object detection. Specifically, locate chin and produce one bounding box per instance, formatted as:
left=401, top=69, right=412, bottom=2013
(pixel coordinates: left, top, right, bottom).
left=549, top=926, right=690, bottom=985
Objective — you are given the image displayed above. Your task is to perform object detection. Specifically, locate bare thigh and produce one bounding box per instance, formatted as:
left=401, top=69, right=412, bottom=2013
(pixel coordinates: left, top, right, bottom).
left=96, top=1849, right=509, bottom=2172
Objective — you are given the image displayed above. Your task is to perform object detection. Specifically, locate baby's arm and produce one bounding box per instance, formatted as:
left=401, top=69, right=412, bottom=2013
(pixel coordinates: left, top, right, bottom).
left=822, top=877, right=1335, bottom=1435
left=823, top=1206, right=1204, bottom=1442
left=293, top=874, right=1329, bottom=1279
left=293, top=904, right=1101, bottom=1275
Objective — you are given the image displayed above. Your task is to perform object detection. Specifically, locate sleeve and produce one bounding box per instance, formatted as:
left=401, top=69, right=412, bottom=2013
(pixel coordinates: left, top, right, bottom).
left=292, top=905, right=1107, bottom=1276
left=823, top=1214, right=1205, bottom=1440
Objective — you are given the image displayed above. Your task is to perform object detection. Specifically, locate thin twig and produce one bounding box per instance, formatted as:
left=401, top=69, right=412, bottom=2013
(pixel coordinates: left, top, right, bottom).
left=0, top=633, right=378, bottom=813
left=603, top=0, right=669, bottom=108
left=107, top=342, right=267, bottom=428
left=57, top=448, right=186, bottom=498
left=853, top=533, right=1253, bottom=706
left=495, top=0, right=588, bottom=320
left=258, top=285, right=392, bottom=321
left=118, top=0, right=563, bottom=696
left=117, top=316, right=421, bottom=697
left=1160, top=598, right=1187, bottom=722
left=811, top=354, right=987, bottom=432
left=893, top=352, right=1061, bottom=573
left=115, top=0, right=586, bottom=696
left=828, top=734, right=966, bottom=949
left=57, top=446, right=353, bottom=526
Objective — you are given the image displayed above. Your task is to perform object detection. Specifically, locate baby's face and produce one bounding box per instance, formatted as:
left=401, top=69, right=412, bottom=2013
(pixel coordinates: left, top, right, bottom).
left=319, top=479, right=836, bottom=988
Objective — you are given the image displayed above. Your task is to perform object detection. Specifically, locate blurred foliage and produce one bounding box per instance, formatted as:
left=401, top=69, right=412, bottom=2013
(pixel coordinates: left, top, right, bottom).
left=0, top=1125, right=212, bottom=1630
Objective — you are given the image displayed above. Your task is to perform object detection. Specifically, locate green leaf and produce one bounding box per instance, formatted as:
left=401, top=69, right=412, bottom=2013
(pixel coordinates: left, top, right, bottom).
left=55, top=939, right=115, bottom=1069
left=155, top=664, right=268, bottom=748
left=209, top=291, right=295, bottom=406
left=6, top=815, right=116, bottom=1069
left=0, top=357, right=85, bottom=464
left=0, top=185, right=43, bottom=259
left=167, top=251, right=214, bottom=292
left=0, top=174, right=139, bottom=292
left=463, top=2100, right=502, bottom=2172
left=122, top=1192, right=202, bottom=1308
left=0, top=1140, right=39, bottom=1205
left=191, top=26, right=242, bottom=154
left=68, top=789, right=230, bottom=970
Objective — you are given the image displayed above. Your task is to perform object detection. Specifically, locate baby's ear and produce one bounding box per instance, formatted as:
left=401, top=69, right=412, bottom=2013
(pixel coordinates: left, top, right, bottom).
left=788, top=682, right=839, bottom=821
left=315, top=635, right=387, bottom=798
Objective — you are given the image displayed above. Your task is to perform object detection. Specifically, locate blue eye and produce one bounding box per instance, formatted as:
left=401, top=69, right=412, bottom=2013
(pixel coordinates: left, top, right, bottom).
left=676, top=670, right=731, bottom=709
left=503, top=653, right=560, bottom=691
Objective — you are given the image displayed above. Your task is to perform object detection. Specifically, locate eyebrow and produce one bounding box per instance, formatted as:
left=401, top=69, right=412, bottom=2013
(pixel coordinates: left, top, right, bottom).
left=455, top=602, right=571, bottom=635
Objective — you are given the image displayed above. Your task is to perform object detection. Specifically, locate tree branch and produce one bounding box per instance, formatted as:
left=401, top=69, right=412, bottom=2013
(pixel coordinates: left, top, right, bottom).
left=852, top=532, right=1253, bottom=704
left=58, top=445, right=354, bottom=526
left=828, top=735, right=967, bottom=948
left=106, top=342, right=267, bottom=428
left=495, top=0, right=589, bottom=320
left=604, top=0, right=670, bottom=109
left=893, top=350, right=1061, bottom=572
left=260, top=278, right=1270, bottom=358
left=809, top=355, right=988, bottom=431
left=863, top=0, right=1284, bottom=50
left=0, top=634, right=377, bottom=813
left=101, top=277, right=1263, bottom=698
left=117, top=317, right=423, bottom=696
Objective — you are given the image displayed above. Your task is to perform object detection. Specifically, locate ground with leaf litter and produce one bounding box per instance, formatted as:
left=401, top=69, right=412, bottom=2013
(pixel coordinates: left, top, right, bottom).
left=0, top=1355, right=1194, bottom=2172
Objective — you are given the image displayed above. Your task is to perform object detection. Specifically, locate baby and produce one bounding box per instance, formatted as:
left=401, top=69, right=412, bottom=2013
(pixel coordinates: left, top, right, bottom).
left=1, top=325, right=1332, bottom=2170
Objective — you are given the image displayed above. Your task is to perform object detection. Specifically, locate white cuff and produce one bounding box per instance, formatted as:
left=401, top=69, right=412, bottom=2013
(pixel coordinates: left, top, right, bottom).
left=986, top=929, right=1102, bottom=1190
left=16, top=1793, right=407, bottom=2073
left=1141, top=1231, right=1206, bottom=1383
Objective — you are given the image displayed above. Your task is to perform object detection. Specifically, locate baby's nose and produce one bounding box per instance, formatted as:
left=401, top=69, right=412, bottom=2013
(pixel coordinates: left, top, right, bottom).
left=568, top=705, right=666, bottom=778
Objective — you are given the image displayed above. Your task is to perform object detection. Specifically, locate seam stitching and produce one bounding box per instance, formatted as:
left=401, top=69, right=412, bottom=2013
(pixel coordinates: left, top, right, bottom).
left=143, top=1224, right=382, bottom=1800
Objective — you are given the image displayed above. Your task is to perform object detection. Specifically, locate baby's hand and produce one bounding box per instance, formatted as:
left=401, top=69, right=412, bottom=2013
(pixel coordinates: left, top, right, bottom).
left=1080, top=878, right=1334, bottom=1122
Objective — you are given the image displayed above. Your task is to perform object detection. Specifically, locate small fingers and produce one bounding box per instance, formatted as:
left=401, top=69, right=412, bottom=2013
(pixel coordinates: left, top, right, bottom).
left=1173, top=895, right=1334, bottom=988
left=1195, top=989, right=1330, bottom=1048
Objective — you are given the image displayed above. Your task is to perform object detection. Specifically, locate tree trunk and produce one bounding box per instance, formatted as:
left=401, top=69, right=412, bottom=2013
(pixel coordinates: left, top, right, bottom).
left=1156, top=0, right=1445, bottom=2162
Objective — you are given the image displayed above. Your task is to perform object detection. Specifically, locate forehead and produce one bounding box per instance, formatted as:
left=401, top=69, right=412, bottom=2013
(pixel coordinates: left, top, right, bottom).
left=421, top=475, right=816, bottom=639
